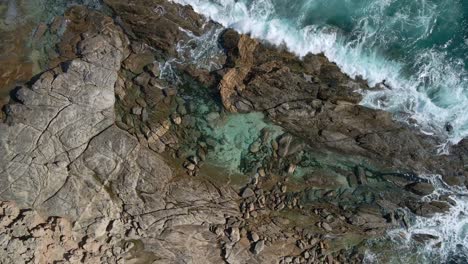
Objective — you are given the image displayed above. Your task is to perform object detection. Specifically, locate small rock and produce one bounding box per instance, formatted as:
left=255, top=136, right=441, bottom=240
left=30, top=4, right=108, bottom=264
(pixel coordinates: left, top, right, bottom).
left=185, top=162, right=196, bottom=171
left=355, top=166, right=367, bottom=185
left=248, top=202, right=255, bottom=212
left=277, top=134, right=293, bottom=157
left=214, top=226, right=224, bottom=237
left=136, top=98, right=147, bottom=107
left=287, top=164, right=296, bottom=174
left=297, top=240, right=305, bottom=249
left=412, top=233, right=439, bottom=243
left=250, top=141, right=261, bottom=153
left=405, top=182, right=435, bottom=196
left=229, top=227, right=240, bottom=243
left=281, top=185, right=287, bottom=193
left=250, top=232, right=260, bottom=242
left=443, top=175, right=465, bottom=187
left=141, top=108, right=148, bottom=122
left=258, top=168, right=266, bottom=177
left=276, top=202, right=285, bottom=211
left=115, top=82, right=126, bottom=100
left=145, top=62, right=160, bottom=77
left=242, top=188, right=255, bottom=198
left=132, top=107, right=142, bottom=115
left=148, top=139, right=165, bottom=153
left=123, top=53, right=155, bottom=74
left=172, top=116, right=182, bottom=125
left=235, top=100, right=252, bottom=112
left=253, top=240, right=265, bottom=255
left=321, top=222, right=332, bottom=232
left=309, top=238, right=319, bottom=246
left=163, top=87, right=177, bottom=97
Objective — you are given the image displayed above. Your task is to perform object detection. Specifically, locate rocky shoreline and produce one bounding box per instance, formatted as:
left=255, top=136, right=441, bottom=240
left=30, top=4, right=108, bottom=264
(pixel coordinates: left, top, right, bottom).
left=0, top=1, right=467, bottom=263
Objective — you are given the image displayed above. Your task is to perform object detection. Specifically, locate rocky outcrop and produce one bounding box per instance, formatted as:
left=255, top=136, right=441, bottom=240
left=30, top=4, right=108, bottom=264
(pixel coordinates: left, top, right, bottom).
left=219, top=32, right=259, bottom=112
left=104, top=0, right=209, bottom=57
left=216, top=29, right=467, bottom=181
left=0, top=1, right=466, bottom=263
left=0, top=8, right=127, bottom=211
left=0, top=6, right=241, bottom=264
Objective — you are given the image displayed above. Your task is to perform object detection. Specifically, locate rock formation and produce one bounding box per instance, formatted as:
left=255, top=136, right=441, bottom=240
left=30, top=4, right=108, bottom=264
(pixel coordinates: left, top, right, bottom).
left=0, top=1, right=466, bottom=263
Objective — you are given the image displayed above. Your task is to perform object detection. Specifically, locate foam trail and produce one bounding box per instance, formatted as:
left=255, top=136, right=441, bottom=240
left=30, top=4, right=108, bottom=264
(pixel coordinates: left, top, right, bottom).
left=367, top=175, right=468, bottom=263
left=171, top=0, right=468, bottom=147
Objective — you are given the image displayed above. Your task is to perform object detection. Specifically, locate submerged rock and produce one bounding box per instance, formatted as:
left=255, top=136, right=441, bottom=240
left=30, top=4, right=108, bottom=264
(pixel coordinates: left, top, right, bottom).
left=253, top=240, right=265, bottom=255
left=412, top=233, right=439, bottom=243
left=405, top=182, right=435, bottom=196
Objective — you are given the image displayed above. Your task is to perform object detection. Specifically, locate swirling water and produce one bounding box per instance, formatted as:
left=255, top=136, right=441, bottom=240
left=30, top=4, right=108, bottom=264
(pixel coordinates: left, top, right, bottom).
left=172, top=0, right=468, bottom=148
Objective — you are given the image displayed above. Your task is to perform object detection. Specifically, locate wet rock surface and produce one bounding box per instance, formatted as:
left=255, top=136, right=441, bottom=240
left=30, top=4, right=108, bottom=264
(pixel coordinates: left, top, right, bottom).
left=216, top=29, right=467, bottom=178
left=0, top=1, right=466, bottom=263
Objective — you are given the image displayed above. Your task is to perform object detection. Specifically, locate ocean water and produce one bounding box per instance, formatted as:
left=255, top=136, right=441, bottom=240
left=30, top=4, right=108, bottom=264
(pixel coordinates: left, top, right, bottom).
left=365, top=175, right=468, bottom=263
left=172, top=0, right=468, bottom=149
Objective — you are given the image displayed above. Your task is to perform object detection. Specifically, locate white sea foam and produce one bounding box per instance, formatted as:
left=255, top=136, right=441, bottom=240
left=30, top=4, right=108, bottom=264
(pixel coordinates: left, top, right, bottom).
left=382, top=175, right=468, bottom=263
left=171, top=0, right=468, bottom=147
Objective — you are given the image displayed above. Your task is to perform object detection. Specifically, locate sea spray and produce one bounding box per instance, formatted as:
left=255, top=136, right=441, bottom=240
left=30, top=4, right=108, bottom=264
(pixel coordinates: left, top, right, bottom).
left=171, top=0, right=468, bottom=147
left=160, top=25, right=225, bottom=83
left=366, top=175, right=468, bottom=263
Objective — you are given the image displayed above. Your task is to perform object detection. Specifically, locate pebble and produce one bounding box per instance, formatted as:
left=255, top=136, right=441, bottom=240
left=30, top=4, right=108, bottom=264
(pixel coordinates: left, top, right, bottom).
left=276, top=202, right=285, bottom=210
left=321, top=222, right=332, bottom=232
left=141, top=108, right=148, bottom=122
left=281, top=185, right=287, bottom=193
left=163, top=88, right=177, bottom=97
left=229, top=227, right=240, bottom=243
left=287, top=164, right=297, bottom=174
left=136, top=98, right=147, bottom=107
left=250, top=141, right=261, bottom=153
left=172, top=116, right=182, bottom=125
left=297, top=240, right=305, bottom=249
left=250, top=232, right=260, bottom=242
left=214, top=226, right=224, bottom=237
left=253, top=240, right=265, bottom=255
left=145, top=62, right=160, bottom=77
left=185, top=163, right=196, bottom=171
left=132, top=106, right=142, bottom=115
left=258, top=168, right=266, bottom=177
left=242, top=188, right=255, bottom=198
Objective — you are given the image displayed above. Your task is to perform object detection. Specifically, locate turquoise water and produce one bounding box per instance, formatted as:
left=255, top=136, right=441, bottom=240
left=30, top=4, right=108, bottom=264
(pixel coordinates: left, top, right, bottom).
left=173, top=0, right=468, bottom=147
left=200, top=112, right=283, bottom=172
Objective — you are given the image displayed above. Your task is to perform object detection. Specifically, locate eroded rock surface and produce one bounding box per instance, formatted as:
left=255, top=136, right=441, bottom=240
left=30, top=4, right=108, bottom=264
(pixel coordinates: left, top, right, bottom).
left=0, top=6, right=241, bottom=264
left=0, top=1, right=466, bottom=264
left=217, top=29, right=467, bottom=179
